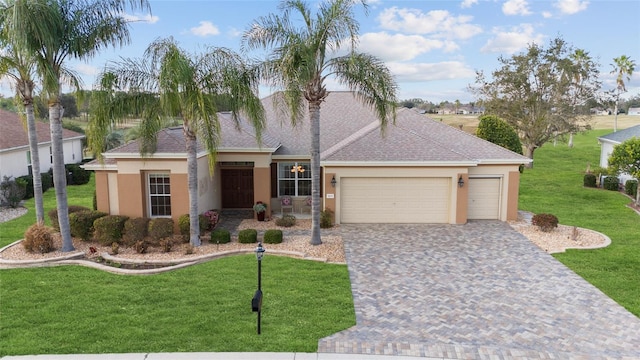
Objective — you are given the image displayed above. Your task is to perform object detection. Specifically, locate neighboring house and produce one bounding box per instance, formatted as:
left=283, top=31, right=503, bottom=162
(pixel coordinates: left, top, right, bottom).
left=597, top=124, right=640, bottom=184
left=85, top=92, right=531, bottom=225
left=0, top=109, right=85, bottom=180
left=628, top=107, right=640, bottom=116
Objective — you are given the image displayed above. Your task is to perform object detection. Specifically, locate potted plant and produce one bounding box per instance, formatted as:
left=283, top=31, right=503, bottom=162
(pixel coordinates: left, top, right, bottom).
left=253, top=201, right=267, bottom=221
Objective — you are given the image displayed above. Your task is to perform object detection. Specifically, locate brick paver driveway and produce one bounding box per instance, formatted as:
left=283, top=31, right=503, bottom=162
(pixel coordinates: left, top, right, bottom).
left=318, top=221, right=640, bottom=359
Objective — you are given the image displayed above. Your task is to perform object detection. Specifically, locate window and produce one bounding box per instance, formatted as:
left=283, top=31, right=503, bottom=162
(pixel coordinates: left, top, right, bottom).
left=148, top=173, right=171, bottom=217
left=278, top=162, right=311, bottom=196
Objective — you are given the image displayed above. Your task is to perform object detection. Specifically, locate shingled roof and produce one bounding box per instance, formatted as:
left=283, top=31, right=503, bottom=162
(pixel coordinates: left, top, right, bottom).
left=598, top=124, right=640, bottom=144
left=0, top=109, right=84, bottom=152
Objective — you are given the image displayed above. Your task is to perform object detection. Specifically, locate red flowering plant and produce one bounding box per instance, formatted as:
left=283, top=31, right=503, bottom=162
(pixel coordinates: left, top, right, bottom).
left=202, top=209, right=219, bottom=230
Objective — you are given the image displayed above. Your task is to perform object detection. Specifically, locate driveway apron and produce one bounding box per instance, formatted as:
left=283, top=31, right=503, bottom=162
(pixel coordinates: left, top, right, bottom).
left=318, top=221, right=640, bottom=359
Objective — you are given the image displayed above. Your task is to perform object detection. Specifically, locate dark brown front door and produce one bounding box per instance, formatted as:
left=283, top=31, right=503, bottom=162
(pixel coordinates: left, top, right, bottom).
left=221, top=169, right=254, bottom=208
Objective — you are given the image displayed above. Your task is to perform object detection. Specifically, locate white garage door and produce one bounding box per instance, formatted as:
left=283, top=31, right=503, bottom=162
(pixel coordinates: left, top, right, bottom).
left=467, top=177, right=501, bottom=220
left=341, top=177, right=450, bottom=223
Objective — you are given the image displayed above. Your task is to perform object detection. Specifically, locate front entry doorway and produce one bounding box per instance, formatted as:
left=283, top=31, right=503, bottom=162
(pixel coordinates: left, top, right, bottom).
left=221, top=169, right=254, bottom=208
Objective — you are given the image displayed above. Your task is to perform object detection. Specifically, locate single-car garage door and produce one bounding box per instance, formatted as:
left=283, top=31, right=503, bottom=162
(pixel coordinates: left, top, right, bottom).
left=341, top=177, right=450, bottom=223
left=467, top=177, right=501, bottom=220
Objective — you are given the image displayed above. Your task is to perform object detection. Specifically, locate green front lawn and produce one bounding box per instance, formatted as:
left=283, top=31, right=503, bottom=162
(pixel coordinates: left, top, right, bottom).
left=520, top=129, right=640, bottom=316
left=0, top=178, right=355, bottom=356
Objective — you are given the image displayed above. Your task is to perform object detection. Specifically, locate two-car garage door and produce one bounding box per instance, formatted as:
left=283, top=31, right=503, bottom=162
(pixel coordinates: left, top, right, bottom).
left=340, top=177, right=450, bottom=223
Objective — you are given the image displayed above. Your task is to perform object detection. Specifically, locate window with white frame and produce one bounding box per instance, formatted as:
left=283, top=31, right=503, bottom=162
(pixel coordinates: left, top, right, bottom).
left=148, top=173, right=171, bottom=217
left=278, top=162, right=311, bottom=196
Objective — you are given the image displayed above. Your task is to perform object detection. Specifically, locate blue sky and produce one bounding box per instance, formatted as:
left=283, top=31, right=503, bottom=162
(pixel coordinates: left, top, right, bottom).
left=3, top=0, right=639, bottom=103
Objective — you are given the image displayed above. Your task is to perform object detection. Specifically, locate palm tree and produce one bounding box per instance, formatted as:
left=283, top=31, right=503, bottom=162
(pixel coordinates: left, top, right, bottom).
left=611, top=55, right=636, bottom=132
left=0, top=42, right=46, bottom=223
left=89, top=37, right=265, bottom=246
left=243, top=0, right=398, bottom=245
left=1, top=0, right=151, bottom=252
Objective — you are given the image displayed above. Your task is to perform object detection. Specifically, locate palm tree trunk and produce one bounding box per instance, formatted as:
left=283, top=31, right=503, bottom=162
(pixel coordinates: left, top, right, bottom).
left=185, top=126, right=201, bottom=246
left=25, top=103, right=45, bottom=223
left=309, top=101, right=322, bottom=246
left=49, top=101, right=74, bottom=252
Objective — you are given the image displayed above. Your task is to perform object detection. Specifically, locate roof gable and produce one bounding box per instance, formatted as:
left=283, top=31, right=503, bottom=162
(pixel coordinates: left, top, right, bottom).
left=0, top=109, right=85, bottom=151
left=598, top=125, right=640, bottom=144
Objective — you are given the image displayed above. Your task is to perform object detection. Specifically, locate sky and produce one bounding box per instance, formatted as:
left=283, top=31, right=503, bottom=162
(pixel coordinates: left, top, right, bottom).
left=2, top=0, right=639, bottom=104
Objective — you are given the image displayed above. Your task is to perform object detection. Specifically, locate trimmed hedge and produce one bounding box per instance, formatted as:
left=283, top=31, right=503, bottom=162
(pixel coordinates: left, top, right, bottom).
left=275, top=214, right=296, bottom=227
left=263, top=229, right=283, bottom=244
left=18, top=173, right=53, bottom=199
left=122, top=217, right=149, bottom=246
left=93, top=215, right=129, bottom=246
left=48, top=205, right=90, bottom=231
left=65, top=164, right=91, bottom=185
left=210, top=229, right=231, bottom=244
left=238, top=229, right=258, bottom=243
left=148, top=218, right=174, bottom=243
left=178, top=214, right=209, bottom=236
left=69, top=210, right=107, bottom=241
left=603, top=176, right=619, bottom=191
left=583, top=173, right=597, bottom=188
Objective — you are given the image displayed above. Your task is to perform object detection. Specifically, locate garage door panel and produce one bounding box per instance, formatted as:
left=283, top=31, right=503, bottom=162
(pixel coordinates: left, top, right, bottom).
left=341, top=177, right=450, bottom=223
left=468, top=178, right=501, bottom=220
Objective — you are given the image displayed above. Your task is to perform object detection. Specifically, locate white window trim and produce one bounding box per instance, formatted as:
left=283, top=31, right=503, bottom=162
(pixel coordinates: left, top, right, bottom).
left=278, top=162, right=311, bottom=197
left=147, top=173, right=172, bottom=218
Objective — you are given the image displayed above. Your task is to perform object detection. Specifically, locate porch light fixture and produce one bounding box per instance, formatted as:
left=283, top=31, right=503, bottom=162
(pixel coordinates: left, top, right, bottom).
left=290, top=165, right=305, bottom=173
left=331, top=175, right=337, bottom=188
left=458, top=176, right=465, bottom=188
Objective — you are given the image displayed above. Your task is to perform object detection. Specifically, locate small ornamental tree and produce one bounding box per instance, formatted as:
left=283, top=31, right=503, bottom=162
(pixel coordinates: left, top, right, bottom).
left=476, top=115, right=523, bottom=155
left=608, top=137, right=640, bottom=205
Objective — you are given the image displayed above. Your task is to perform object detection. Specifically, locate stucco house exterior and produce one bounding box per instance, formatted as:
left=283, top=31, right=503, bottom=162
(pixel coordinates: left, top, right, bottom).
left=85, top=92, right=531, bottom=225
left=628, top=107, right=640, bottom=116
left=598, top=124, right=640, bottom=184
left=0, top=109, right=85, bottom=180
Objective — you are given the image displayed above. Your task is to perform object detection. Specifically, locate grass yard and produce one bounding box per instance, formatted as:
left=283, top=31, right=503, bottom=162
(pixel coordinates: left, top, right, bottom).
left=0, top=177, right=355, bottom=356
left=519, top=129, right=640, bottom=317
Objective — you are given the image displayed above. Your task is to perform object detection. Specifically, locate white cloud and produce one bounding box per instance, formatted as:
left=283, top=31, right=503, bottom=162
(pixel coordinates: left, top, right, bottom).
left=502, top=0, right=532, bottom=16
left=122, top=13, right=159, bottom=24
left=358, top=32, right=458, bottom=62
left=74, top=63, right=99, bottom=76
left=386, top=61, right=476, bottom=82
left=542, top=11, right=553, bottom=18
left=377, top=7, right=482, bottom=40
left=461, top=0, right=478, bottom=8
left=190, top=21, right=220, bottom=37
left=554, top=0, right=589, bottom=14
left=480, top=24, right=545, bottom=54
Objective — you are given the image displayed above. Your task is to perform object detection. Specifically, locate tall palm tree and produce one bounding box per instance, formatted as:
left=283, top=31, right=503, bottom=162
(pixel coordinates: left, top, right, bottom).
left=1, top=0, right=151, bottom=252
left=89, top=37, right=265, bottom=246
left=0, top=42, right=46, bottom=223
left=243, top=0, right=398, bottom=245
left=611, top=55, right=636, bottom=132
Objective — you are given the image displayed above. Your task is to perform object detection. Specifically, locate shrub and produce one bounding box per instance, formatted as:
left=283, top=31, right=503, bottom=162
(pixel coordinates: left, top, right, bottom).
left=583, top=173, right=597, bottom=188
left=178, top=214, right=209, bottom=237
left=476, top=115, right=523, bottom=154
left=122, top=217, right=149, bottom=246
left=134, top=240, right=148, bottom=254
left=18, top=173, right=53, bottom=199
left=69, top=210, right=107, bottom=241
left=603, top=176, right=620, bottom=191
left=111, top=242, right=119, bottom=255
left=160, top=239, right=173, bottom=253
left=238, top=229, right=258, bottom=243
left=48, top=205, right=90, bottom=231
left=275, top=214, right=296, bottom=227
left=22, top=223, right=54, bottom=253
left=531, top=213, right=559, bottom=232
left=65, top=163, right=91, bottom=185
left=263, top=229, right=283, bottom=244
left=202, top=209, right=219, bottom=230
left=0, top=176, right=27, bottom=208
left=210, top=229, right=231, bottom=244
left=625, top=179, right=638, bottom=197
left=320, top=209, right=334, bottom=228
left=93, top=215, right=129, bottom=246
left=148, top=218, right=174, bottom=243
left=589, top=166, right=609, bottom=176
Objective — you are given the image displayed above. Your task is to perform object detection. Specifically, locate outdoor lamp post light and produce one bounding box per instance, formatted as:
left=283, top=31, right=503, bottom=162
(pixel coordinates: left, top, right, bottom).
left=458, top=176, right=465, bottom=188
left=331, top=175, right=337, bottom=188
left=252, top=242, right=265, bottom=334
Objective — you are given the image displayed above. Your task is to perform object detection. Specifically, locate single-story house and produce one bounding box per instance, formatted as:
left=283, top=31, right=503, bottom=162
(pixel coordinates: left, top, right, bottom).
left=84, top=91, right=531, bottom=225
left=597, top=124, right=640, bottom=184
left=628, top=107, right=640, bottom=116
left=0, top=109, right=85, bottom=180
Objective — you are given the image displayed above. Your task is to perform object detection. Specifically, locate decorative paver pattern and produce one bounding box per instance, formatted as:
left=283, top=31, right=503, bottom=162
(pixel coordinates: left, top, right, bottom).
left=319, top=221, right=640, bottom=359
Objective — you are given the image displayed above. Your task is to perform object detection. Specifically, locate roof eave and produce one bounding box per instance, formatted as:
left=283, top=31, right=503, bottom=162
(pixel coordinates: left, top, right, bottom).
left=321, top=161, right=480, bottom=167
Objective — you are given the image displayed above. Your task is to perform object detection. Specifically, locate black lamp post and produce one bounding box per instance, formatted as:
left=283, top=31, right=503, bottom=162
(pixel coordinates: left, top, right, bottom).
left=252, top=242, right=265, bottom=334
